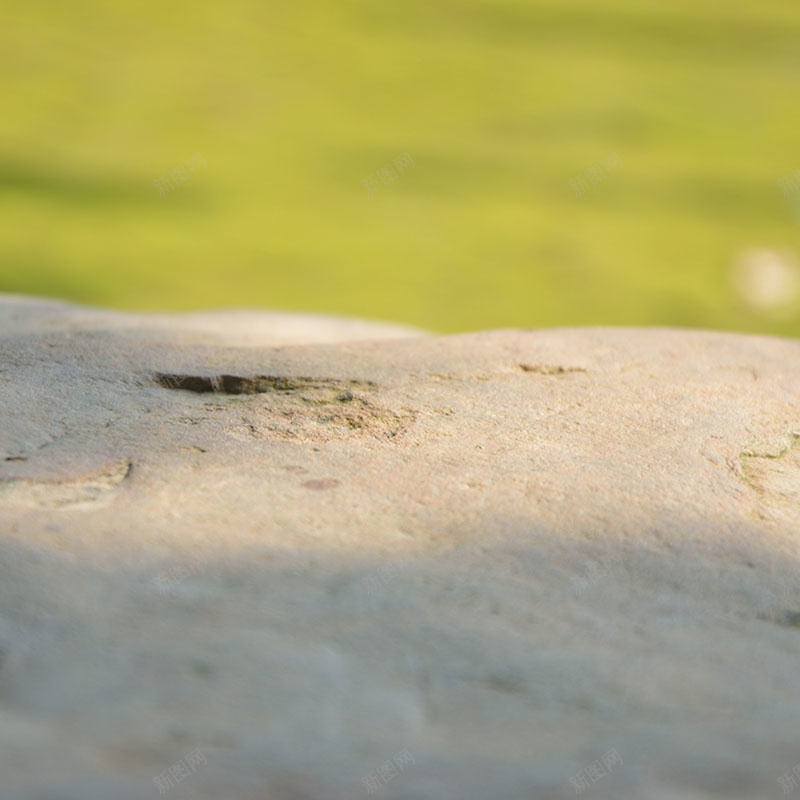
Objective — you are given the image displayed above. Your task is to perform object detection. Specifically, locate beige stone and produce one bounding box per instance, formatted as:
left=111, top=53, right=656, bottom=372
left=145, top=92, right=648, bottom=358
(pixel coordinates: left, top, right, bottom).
left=1, top=295, right=799, bottom=799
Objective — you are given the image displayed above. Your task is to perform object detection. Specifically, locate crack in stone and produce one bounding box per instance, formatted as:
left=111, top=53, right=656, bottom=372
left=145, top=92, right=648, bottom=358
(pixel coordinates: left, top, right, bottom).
left=154, top=372, right=376, bottom=395
left=519, top=364, right=587, bottom=375
left=153, top=372, right=415, bottom=442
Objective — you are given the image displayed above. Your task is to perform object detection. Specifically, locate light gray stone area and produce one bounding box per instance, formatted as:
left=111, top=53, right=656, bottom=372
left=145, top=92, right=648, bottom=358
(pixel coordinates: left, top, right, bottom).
left=0, top=294, right=424, bottom=347
left=1, top=295, right=800, bottom=799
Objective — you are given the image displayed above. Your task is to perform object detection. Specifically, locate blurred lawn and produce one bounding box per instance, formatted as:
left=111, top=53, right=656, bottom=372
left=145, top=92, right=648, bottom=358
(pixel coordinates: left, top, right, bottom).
left=2, top=0, right=800, bottom=333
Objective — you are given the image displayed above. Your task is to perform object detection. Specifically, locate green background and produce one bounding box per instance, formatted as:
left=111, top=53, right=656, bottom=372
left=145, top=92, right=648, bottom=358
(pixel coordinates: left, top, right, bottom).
left=3, top=0, right=800, bottom=333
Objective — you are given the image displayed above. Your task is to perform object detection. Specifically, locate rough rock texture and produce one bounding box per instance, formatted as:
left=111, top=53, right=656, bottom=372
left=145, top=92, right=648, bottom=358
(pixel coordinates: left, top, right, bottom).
left=1, top=294, right=800, bottom=799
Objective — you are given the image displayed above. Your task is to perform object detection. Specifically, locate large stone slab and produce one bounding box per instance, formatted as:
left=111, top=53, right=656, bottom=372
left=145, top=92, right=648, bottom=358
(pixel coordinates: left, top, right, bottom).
left=1, top=295, right=799, bottom=799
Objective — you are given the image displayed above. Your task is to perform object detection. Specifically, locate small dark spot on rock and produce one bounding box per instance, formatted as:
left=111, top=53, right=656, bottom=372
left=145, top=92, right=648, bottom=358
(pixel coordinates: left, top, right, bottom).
left=168, top=726, right=191, bottom=743
left=484, top=673, right=525, bottom=694
left=283, top=465, right=308, bottom=474
left=336, top=391, right=354, bottom=403
left=780, top=611, right=800, bottom=628
left=302, top=479, right=340, bottom=491
left=190, top=659, right=216, bottom=678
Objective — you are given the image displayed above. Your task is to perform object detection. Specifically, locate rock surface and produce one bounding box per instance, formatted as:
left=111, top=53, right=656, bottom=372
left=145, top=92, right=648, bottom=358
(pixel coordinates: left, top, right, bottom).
left=0, top=294, right=424, bottom=347
left=1, top=294, right=800, bottom=799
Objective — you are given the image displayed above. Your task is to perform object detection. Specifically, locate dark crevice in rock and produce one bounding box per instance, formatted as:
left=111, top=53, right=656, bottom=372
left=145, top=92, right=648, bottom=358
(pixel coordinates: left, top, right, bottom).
left=154, top=373, right=375, bottom=395
left=153, top=372, right=414, bottom=441
left=519, top=364, right=587, bottom=375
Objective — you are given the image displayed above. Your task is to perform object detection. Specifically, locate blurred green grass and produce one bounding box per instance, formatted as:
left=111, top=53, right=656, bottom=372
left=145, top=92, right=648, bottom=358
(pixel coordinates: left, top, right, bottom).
left=2, top=0, right=800, bottom=333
